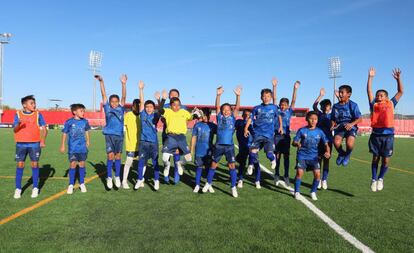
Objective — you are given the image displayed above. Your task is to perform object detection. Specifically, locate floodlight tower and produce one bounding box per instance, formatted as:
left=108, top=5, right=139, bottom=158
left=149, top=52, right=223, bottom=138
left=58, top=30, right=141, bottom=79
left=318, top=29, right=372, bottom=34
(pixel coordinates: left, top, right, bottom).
left=0, top=33, right=12, bottom=123
left=328, top=56, right=342, bottom=103
left=89, top=50, right=103, bottom=112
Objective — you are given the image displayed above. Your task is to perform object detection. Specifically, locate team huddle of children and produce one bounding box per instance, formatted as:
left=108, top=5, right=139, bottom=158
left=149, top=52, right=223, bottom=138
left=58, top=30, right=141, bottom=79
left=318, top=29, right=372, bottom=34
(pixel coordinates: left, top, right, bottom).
left=12, top=68, right=404, bottom=200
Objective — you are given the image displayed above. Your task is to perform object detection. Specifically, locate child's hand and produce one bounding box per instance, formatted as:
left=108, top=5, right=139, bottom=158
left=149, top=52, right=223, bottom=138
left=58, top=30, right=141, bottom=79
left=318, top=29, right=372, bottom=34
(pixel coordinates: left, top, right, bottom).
left=40, top=141, right=46, bottom=148
left=154, top=91, right=160, bottom=101
left=392, top=68, right=401, bottom=80
left=344, top=123, right=354, bottom=131
left=244, top=129, right=250, bottom=137
left=217, top=86, right=224, bottom=96
left=294, top=81, right=301, bottom=89
left=120, top=74, right=128, bottom=84
left=272, top=77, right=278, bottom=87
left=60, top=145, right=65, bottom=153
left=368, top=67, right=376, bottom=78
left=324, top=152, right=330, bottom=159
left=320, top=88, right=326, bottom=97
left=334, top=89, right=339, bottom=98
left=233, top=85, right=242, bottom=96
left=94, top=75, right=103, bottom=82
left=278, top=127, right=284, bottom=135
left=138, top=80, right=144, bottom=90
left=161, top=89, right=168, bottom=100
left=86, top=141, right=90, bottom=147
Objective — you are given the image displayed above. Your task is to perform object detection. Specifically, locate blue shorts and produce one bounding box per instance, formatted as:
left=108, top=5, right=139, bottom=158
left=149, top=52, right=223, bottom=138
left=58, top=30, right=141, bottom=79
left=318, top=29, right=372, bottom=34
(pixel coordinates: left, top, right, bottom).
left=105, top=135, right=124, bottom=154
left=162, top=134, right=190, bottom=155
left=195, top=154, right=212, bottom=167
left=274, top=134, right=291, bottom=154
left=250, top=135, right=275, bottom=153
left=334, top=125, right=357, bottom=138
left=369, top=134, right=394, bottom=157
left=126, top=151, right=139, bottom=158
left=15, top=143, right=41, bottom=162
left=68, top=153, right=88, bottom=162
left=213, top=144, right=236, bottom=164
left=139, top=141, right=158, bottom=161
left=296, top=159, right=320, bottom=171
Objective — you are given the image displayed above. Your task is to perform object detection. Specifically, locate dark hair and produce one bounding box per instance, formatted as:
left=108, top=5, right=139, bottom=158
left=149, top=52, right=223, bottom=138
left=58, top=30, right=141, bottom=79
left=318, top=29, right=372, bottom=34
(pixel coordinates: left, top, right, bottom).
left=306, top=111, right=318, bottom=120
left=339, top=85, right=352, bottom=93
left=201, top=108, right=211, bottom=117
left=375, top=89, right=389, bottom=97
left=261, top=88, right=272, bottom=97
left=243, top=108, right=251, bottom=113
left=279, top=98, right=289, bottom=105
left=220, top=103, right=231, bottom=112
left=132, top=99, right=140, bottom=108
left=320, top=99, right=332, bottom=108
left=70, top=103, right=86, bottom=114
left=109, top=94, right=120, bottom=102
left=170, top=97, right=181, bottom=105
left=21, top=95, right=35, bottom=104
left=169, top=89, right=180, bottom=97
left=144, top=100, right=155, bottom=107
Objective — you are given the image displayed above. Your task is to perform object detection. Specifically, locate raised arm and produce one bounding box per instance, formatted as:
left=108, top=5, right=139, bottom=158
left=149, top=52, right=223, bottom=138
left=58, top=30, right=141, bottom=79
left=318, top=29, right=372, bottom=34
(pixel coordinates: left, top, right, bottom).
left=272, top=77, right=278, bottom=105
left=138, top=81, right=145, bottom=112
left=233, top=85, right=242, bottom=117
left=216, top=86, right=224, bottom=114
left=367, top=67, right=375, bottom=103
left=120, top=74, right=127, bottom=106
left=313, top=88, right=325, bottom=112
left=95, top=75, right=107, bottom=103
left=157, top=90, right=168, bottom=115
left=392, top=68, right=404, bottom=102
left=291, top=81, right=300, bottom=108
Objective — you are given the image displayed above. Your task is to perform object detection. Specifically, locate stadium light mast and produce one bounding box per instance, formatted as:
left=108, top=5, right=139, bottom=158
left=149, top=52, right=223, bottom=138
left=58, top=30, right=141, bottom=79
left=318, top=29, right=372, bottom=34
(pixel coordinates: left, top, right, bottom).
left=89, top=50, right=103, bottom=112
left=0, top=33, right=12, bottom=123
left=328, top=56, right=342, bottom=103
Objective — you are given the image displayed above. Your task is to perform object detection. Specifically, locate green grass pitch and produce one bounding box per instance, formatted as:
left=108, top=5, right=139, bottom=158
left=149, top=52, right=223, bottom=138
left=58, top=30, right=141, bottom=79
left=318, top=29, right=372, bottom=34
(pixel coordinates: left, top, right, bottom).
left=0, top=129, right=413, bottom=252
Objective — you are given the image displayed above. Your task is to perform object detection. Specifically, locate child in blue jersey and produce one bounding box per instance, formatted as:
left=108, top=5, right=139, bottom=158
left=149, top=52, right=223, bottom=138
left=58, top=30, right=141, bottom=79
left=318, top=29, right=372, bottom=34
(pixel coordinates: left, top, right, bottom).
left=13, top=95, right=48, bottom=199
left=313, top=88, right=333, bottom=190
left=202, top=85, right=242, bottom=198
left=135, top=81, right=167, bottom=191
left=235, top=109, right=253, bottom=188
left=244, top=87, right=282, bottom=189
left=160, top=89, right=188, bottom=184
left=191, top=108, right=217, bottom=193
left=331, top=84, right=362, bottom=167
left=95, top=74, right=127, bottom=189
left=274, top=80, right=300, bottom=187
left=367, top=67, right=403, bottom=192
left=293, top=111, right=331, bottom=201
left=60, top=104, right=91, bottom=194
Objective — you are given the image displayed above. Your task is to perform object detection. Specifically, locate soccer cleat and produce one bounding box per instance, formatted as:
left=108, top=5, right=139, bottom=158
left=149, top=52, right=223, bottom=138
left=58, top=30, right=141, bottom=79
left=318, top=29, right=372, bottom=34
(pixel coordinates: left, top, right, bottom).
left=231, top=186, right=238, bottom=198
left=67, top=185, right=74, bottom=194
left=271, top=160, right=277, bottom=170
left=122, top=181, right=130, bottom=189
left=274, top=175, right=280, bottom=186
left=31, top=188, right=39, bottom=198
left=202, top=183, right=211, bottom=193
left=114, top=177, right=121, bottom=188
left=255, top=181, right=261, bottom=189
left=176, top=162, right=184, bottom=176
left=80, top=184, right=87, bottom=193
left=317, top=180, right=322, bottom=189
left=237, top=180, right=243, bottom=188
left=134, top=179, right=144, bottom=190
left=193, top=185, right=200, bottom=193
left=247, top=165, right=254, bottom=175
left=370, top=180, right=377, bottom=192
left=284, top=177, right=290, bottom=187
left=14, top=188, right=22, bottom=199
left=342, top=154, right=351, bottom=166
left=322, top=180, right=328, bottom=190
left=106, top=177, right=113, bottom=189
left=294, top=192, right=301, bottom=199
left=336, top=155, right=344, bottom=166
left=208, top=185, right=215, bottom=193
left=377, top=178, right=384, bottom=191
left=310, top=192, right=318, bottom=201
left=154, top=180, right=160, bottom=191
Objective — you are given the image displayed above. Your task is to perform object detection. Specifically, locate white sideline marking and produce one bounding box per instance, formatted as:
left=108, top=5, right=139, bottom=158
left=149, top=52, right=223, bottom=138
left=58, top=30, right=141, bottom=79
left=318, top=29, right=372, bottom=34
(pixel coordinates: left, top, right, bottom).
left=234, top=145, right=375, bottom=253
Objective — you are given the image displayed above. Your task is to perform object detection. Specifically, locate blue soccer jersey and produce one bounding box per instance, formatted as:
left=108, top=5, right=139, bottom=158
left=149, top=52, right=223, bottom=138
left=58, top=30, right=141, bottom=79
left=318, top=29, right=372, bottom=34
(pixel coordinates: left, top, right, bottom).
left=275, top=107, right=293, bottom=135
left=331, top=100, right=361, bottom=126
left=192, top=122, right=217, bottom=157
left=62, top=118, right=91, bottom=154
left=317, top=112, right=333, bottom=141
left=251, top=103, right=279, bottom=139
left=293, top=127, right=328, bottom=160
left=235, top=119, right=253, bottom=149
left=103, top=102, right=125, bottom=136
left=216, top=113, right=236, bottom=145
left=140, top=110, right=160, bottom=143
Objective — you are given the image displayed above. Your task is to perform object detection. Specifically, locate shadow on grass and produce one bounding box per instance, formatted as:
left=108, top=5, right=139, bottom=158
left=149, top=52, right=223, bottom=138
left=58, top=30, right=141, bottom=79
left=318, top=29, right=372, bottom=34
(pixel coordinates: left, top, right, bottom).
left=22, top=164, right=56, bottom=194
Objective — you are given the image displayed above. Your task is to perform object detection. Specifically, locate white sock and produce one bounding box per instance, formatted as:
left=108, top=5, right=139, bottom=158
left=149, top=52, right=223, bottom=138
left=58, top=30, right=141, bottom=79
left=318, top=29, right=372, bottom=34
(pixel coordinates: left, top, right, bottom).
left=123, top=157, right=133, bottom=182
